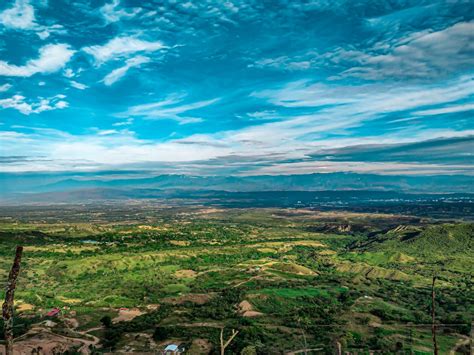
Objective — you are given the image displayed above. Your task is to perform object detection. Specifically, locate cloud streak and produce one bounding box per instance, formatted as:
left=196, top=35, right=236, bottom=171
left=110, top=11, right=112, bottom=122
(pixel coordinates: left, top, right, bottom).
left=121, top=94, right=220, bottom=124
left=103, top=56, right=150, bottom=86
left=83, top=37, right=166, bottom=65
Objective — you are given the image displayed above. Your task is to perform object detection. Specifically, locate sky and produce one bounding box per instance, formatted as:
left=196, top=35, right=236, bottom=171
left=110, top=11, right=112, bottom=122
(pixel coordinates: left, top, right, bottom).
left=0, top=0, right=473, bottom=176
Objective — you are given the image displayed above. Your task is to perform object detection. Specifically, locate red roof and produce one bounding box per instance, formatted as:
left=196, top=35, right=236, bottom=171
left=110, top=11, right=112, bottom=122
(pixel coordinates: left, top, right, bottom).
left=46, top=308, right=61, bottom=317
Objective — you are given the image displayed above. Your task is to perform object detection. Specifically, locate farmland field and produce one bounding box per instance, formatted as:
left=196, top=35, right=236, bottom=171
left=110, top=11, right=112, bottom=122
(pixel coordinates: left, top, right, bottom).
left=0, top=204, right=472, bottom=354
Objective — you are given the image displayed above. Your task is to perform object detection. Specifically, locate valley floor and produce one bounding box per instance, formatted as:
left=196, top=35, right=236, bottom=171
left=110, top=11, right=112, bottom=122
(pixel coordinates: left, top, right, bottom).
left=0, top=206, right=472, bottom=354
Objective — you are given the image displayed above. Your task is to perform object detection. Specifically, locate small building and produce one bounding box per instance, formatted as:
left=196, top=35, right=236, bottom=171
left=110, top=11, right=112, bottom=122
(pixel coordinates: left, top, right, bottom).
left=44, top=320, right=57, bottom=327
left=46, top=307, right=61, bottom=317
left=163, top=344, right=184, bottom=354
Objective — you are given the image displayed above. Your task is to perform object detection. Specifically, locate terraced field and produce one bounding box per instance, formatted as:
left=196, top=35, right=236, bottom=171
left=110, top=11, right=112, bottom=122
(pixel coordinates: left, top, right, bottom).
left=0, top=207, right=472, bottom=354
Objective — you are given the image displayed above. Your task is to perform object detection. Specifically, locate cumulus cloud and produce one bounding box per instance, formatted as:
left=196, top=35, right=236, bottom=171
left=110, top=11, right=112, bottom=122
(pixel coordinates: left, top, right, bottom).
left=0, top=0, right=36, bottom=30
left=83, top=37, right=166, bottom=65
left=0, top=94, right=68, bottom=115
left=100, top=0, right=141, bottom=23
left=0, top=1, right=65, bottom=39
left=102, top=56, right=149, bottom=86
left=0, top=44, right=75, bottom=77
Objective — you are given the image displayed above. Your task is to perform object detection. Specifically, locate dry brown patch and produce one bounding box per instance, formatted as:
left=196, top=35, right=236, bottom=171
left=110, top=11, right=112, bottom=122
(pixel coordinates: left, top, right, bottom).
left=113, top=308, right=144, bottom=323
left=146, top=304, right=160, bottom=311
left=238, top=300, right=264, bottom=317
left=0, top=329, right=93, bottom=354
left=58, top=296, right=82, bottom=304
left=242, top=310, right=264, bottom=317
left=319, top=249, right=336, bottom=255
left=169, top=240, right=191, bottom=246
left=238, top=300, right=253, bottom=312
left=188, top=338, right=213, bottom=354
left=16, top=303, right=35, bottom=312
left=175, top=269, right=197, bottom=278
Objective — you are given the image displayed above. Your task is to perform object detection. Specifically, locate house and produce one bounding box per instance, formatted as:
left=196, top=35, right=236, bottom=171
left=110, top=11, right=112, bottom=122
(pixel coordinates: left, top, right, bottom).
left=163, top=344, right=184, bottom=354
left=46, top=307, right=61, bottom=317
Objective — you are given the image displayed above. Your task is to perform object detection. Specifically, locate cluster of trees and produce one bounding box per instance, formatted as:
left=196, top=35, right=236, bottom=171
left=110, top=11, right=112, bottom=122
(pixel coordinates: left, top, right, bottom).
left=100, top=305, right=171, bottom=350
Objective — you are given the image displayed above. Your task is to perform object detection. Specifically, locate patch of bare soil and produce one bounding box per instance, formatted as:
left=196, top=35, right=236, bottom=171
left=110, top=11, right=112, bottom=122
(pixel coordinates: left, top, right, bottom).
left=16, top=303, right=35, bottom=312
left=64, top=317, right=80, bottom=329
left=242, top=311, right=263, bottom=317
left=113, top=308, right=144, bottom=323
left=0, top=327, right=96, bottom=355
left=238, top=301, right=263, bottom=317
left=146, top=304, right=160, bottom=311
left=238, top=300, right=253, bottom=312
left=188, top=338, right=213, bottom=354
left=169, top=240, right=191, bottom=246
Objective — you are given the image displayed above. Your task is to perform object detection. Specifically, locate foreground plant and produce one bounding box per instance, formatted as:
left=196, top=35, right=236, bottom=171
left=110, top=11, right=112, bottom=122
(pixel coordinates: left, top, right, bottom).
left=2, top=246, right=23, bottom=355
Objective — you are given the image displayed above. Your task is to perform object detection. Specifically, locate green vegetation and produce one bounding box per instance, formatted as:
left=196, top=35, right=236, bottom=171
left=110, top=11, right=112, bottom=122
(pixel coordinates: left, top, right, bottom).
left=0, top=206, right=472, bottom=353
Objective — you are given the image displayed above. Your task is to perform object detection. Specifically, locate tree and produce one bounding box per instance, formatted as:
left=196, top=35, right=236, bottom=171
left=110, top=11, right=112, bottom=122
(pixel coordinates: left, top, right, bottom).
left=220, top=328, right=239, bottom=355
left=100, top=315, right=112, bottom=328
left=431, top=276, right=439, bottom=355
left=2, top=246, right=24, bottom=355
left=240, top=345, right=257, bottom=355
left=153, top=326, right=171, bottom=341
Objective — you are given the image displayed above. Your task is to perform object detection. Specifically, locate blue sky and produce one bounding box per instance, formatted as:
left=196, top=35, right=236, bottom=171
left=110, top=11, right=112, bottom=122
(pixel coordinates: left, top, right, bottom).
left=0, top=0, right=473, bottom=176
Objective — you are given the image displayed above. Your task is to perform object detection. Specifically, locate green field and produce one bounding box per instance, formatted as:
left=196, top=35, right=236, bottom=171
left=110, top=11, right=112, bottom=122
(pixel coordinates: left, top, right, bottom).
left=0, top=206, right=472, bottom=354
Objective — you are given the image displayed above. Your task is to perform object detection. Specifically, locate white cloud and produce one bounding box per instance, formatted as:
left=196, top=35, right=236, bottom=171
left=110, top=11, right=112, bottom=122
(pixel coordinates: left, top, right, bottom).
left=414, top=103, right=474, bottom=116
left=70, top=80, right=88, bottom=90
left=100, top=0, right=141, bottom=23
left=0, top=0, right=65, bottom=39
left=0, top=0, right=36, bottom=30
left=0, top=127, right=230, bottom=172
left=103, top=56, right=149, bottom=86
left=252, top=75, right=474, bottom=114
left=246, top=160, right=473, bottom=176
left=113, top=118, right=134, bottom=126
left=336, top=21, right=474, bottom=80
left=37, top=30, right=49, bottom=39
left=0, top=94, right=68, bottom=115
left=2, top=125, right=472, bottom=174
left=63, top=68, right=74, bottom=78
left=121, top=94, right=220, bottom=124
left=55, top=100, right=68, bottom=109
left=201, top=75, right=474, bottom=160
left=0, top=83, right=12, bottom=92
left=252, top=56, right=312, bottom=71
left=83, top=37, right=166, bottom=65
left=0, top=44, right=75, bottom=77
left=96, top=129, right=119, bottom=136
